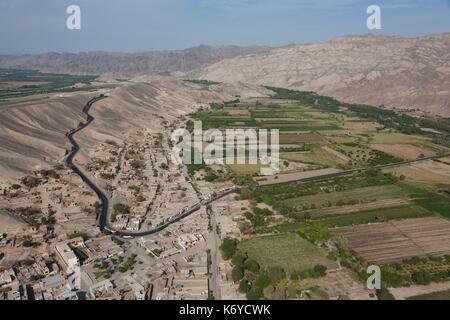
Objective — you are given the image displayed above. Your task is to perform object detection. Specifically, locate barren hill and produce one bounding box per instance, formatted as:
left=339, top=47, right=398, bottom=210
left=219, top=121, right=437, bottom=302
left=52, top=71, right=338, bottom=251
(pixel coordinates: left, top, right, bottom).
left=0, top=45, right=272, bottom=77
left=194, top=34, right=450, bottom=116
left=0, top=80, right=270, bottom=181
left=2, top=34, right=449, bottom=114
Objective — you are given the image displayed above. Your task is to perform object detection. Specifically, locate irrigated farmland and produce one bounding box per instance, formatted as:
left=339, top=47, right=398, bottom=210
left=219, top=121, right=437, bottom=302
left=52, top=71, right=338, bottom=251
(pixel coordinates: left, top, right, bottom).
left=332, top=217, right=450, bottom=264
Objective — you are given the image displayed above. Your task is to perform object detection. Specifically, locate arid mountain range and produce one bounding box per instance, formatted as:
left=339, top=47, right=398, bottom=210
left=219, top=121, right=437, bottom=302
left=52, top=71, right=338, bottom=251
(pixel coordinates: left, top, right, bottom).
left=1, top=34, right=449, bottom=116
left=194, top=33, right=450, bottom=116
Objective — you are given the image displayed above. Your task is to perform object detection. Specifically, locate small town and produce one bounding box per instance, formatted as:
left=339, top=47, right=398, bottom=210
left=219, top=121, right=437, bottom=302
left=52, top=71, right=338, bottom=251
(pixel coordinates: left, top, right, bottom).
left=0, top=115, right=245, bottom=300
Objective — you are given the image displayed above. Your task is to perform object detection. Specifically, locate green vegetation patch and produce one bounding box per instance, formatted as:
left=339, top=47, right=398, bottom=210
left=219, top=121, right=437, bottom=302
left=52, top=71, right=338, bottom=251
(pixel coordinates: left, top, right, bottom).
left=415, top=196, right=450, bottom=219
left=244, top=170, right=399, bottom=216
left=0, top=68, right=97, bottom=99
left=237, top=233, right=333, bottom=274
left=317, top=205, right=434, bottom=227
left=184, top=79, right=221, bottom=86
left=282, top=184, right=413, bottom=212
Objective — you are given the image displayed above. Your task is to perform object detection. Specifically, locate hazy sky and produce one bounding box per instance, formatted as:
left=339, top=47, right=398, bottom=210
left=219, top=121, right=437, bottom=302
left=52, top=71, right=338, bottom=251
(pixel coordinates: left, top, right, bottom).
left=1, top=0, right=449, bottom=54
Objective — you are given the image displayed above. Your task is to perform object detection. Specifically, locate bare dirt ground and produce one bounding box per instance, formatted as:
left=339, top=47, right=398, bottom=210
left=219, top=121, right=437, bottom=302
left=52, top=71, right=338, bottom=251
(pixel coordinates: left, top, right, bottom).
left=332, top=217, right=450, bottom=264
left=384, top=160, right=450, bottom=184
left=321, top=146, right=351, bottom=162
left=256, top=168, right=342, bottom=186
left=0, top=210, right=27, bottom=235
left=299, top=268, right=376, bottom=300
left=227, top=109, right=251, bottom=117
left=368, top=143, right=436, bottom=160
left=0, top=79, right=271, bottom=183
left=342, top=121, right=381, bottom=132
left=389, top=280, right=450, bottom=300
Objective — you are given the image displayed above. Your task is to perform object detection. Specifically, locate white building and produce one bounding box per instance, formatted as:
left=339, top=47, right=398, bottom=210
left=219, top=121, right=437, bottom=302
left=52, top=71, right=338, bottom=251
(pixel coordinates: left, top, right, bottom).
left=55, top=242, right=78, bottom=274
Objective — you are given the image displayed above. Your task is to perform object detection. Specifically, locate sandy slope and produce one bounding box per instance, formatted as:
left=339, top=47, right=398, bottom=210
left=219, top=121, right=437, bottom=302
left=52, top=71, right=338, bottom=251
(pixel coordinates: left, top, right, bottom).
left=0, top=80, right=270, bottom=182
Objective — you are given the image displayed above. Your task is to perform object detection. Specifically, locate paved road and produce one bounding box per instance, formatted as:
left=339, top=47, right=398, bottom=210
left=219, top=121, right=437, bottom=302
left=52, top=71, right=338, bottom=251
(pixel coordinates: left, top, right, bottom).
left=261, top=152, right=450, bottom=186
left=208, top=205, right=222, bottom=300
left=65, top=95, right=110, bottom=228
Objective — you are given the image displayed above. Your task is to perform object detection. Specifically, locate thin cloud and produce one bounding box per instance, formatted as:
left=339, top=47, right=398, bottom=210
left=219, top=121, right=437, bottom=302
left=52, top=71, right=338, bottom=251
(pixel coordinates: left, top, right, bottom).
left=200, top=0, right=361, bottom=11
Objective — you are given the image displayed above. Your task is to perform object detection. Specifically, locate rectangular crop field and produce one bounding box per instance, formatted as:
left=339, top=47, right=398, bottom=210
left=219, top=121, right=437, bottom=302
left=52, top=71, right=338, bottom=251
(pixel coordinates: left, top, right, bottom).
left=315, top=205, right=434, bottom=227
left=332, top=217, right=450, bottom=264
left=237, top=233, right=336, bottom=273
left=281, top=185, right=415, bottom=211
left=415, top=196, right=450, bottom=219
left=255, top=168, right=342, bottom=186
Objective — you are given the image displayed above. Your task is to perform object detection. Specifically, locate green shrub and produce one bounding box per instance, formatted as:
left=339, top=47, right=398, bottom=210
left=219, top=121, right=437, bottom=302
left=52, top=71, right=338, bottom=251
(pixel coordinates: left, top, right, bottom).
left=231, top=266, right=244, bottom=282
left=243, top=259, right=260, bottom=273
left=239, top=280, right=251, bottom=293
left=231, top=253, right=246, bottom=267
left=220, top=238, right=238, bottom=260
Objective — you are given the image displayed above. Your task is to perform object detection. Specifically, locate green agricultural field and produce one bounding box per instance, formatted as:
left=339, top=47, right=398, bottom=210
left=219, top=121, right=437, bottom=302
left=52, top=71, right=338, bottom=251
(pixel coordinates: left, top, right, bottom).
left=271, top=125, right=341, bottom=132
left=397, top=181, right=434, bottom=198
left=316, top=205, right=435, bottom=227
left=371, top=132, right=431, bottom=145
left=415, top=196, right=450, bottom=219
left=281, top=184, right=414, bottom=211
left=0, top=68, right=97, bottom=99
left=301, top=111, right=334, bottom=119
left=194, top=101, right=343, bottom=133
left=237, top=233, right=334, bottom=274
left=228, top=164, right=264, bottom=176
left=280, top=145, right=347, bottom=168
left=249, top=171, right=398, bottom=209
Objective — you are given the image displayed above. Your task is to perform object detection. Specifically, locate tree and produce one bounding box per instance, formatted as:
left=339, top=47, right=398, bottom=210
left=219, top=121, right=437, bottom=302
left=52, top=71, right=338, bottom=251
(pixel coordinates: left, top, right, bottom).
left=239, top=280, right=251, bottom=293
left=220, top=238, right=238, bottom=260
left=22, top=240, right=37, bottom=248
left=130, top=159, right=145, bottom=170
left=246, top=287, right=264, bottom=300
left=231, top=253, right=246, bottom=267
left=231, top=266, right=244, bottom=282
left=255, top=273, right=271, bottom=289
left=312, top=265, right=327, bottom=278
left=113, top=203, right=130, bottom=215
left=412, top=271, right=432, bottom=285
left=21, top=176, right=41, bottom=189
left=243, top=259, right=260, bottom=273
left=376, top=287, right=395, bottom=300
